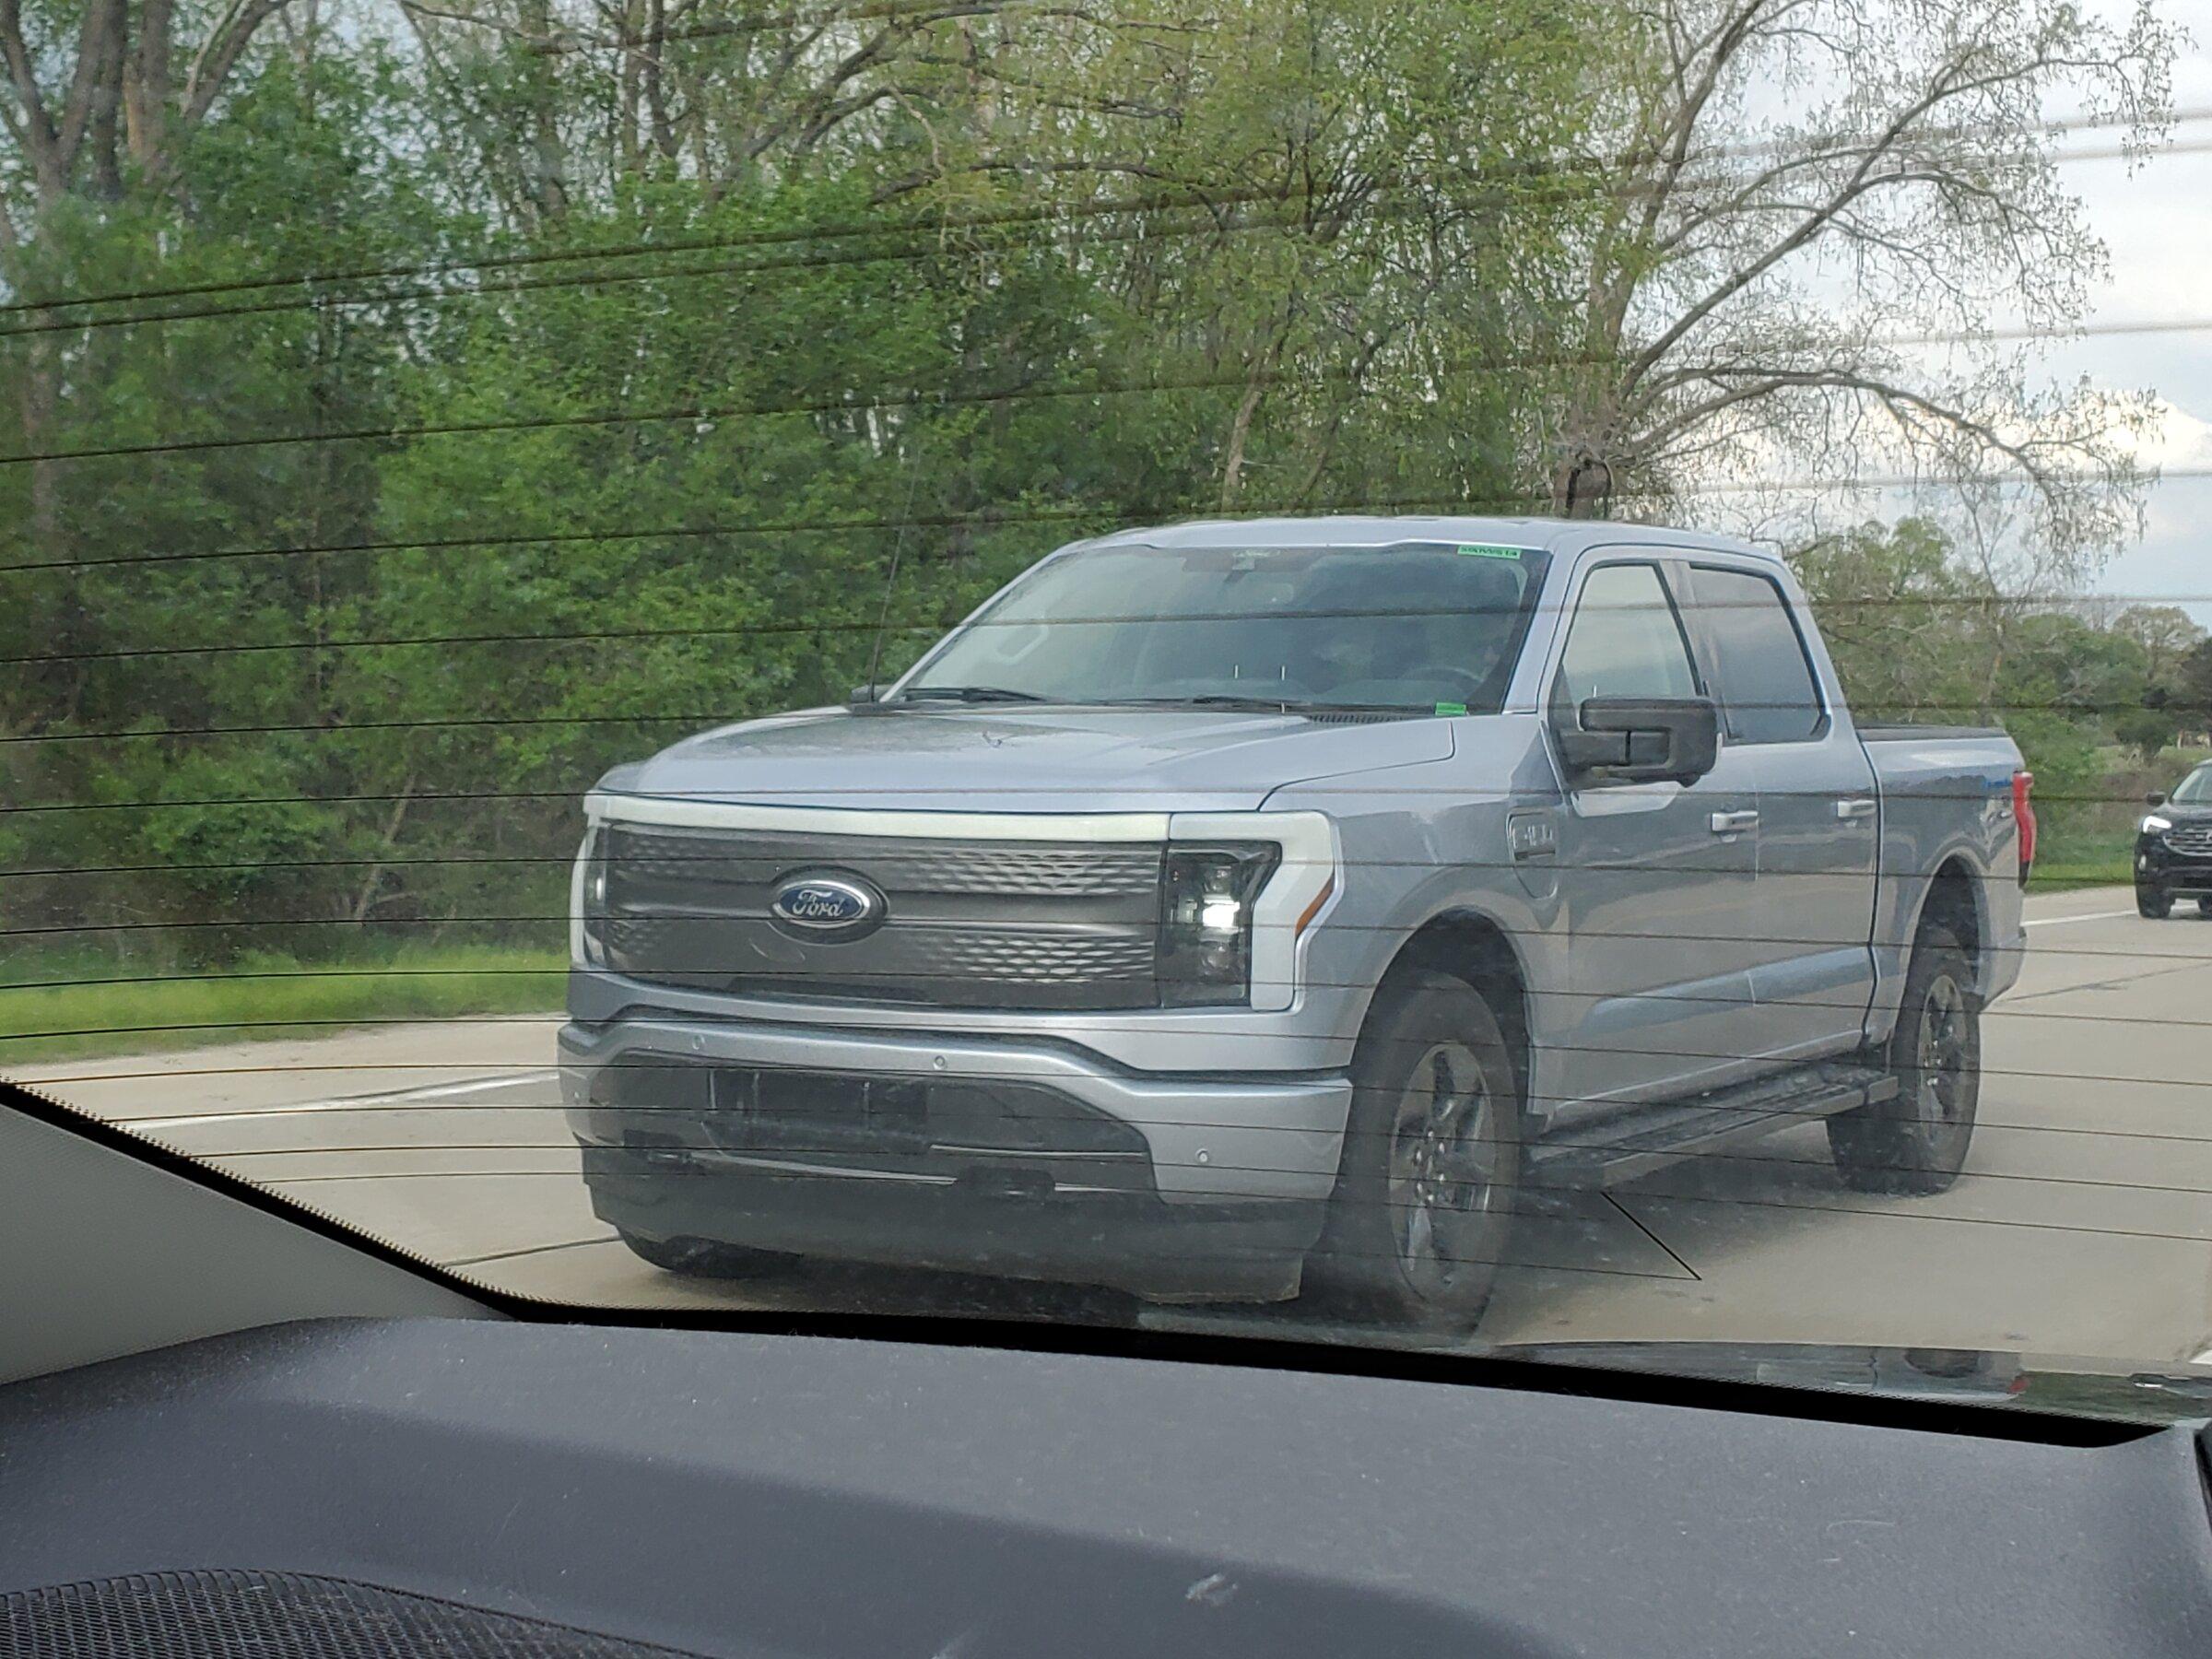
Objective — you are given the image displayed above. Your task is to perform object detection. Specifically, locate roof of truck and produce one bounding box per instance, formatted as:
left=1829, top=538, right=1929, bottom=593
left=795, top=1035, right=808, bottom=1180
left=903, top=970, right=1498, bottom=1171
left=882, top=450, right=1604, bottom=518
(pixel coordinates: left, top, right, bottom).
left=1082, top=514, right=1783, bottom=562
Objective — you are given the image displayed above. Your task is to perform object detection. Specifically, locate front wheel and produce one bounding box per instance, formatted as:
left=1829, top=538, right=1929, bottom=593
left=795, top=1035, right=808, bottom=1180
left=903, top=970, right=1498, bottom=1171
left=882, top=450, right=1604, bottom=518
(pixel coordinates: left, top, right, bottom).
left=2198, top=898, right=2212, bottom=919
left=2139, top=887, right=2171, bottom=919
left=1307, top=971, right=1523, bottom=1333
left=1829, top=927, right=1981, bottom=1195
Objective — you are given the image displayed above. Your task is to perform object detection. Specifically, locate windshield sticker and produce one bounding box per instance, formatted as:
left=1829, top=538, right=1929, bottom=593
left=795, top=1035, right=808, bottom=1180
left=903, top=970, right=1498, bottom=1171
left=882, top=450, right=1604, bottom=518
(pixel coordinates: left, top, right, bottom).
left=1434, top=700, right=1469, bottom=716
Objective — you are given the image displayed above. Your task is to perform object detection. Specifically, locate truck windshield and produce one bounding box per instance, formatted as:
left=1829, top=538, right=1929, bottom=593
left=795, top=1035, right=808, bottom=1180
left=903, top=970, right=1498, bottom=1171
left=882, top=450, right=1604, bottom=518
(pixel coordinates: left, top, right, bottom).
left=900, top=543, right=1549, bottom=712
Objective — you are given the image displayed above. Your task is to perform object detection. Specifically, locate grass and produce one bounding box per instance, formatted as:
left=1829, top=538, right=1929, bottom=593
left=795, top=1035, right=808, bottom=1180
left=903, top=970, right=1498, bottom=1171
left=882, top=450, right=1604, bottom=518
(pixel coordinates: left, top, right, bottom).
left=2028, top=841, right=2132, bottom=891
left=0, top=944, right=568, bottom=1066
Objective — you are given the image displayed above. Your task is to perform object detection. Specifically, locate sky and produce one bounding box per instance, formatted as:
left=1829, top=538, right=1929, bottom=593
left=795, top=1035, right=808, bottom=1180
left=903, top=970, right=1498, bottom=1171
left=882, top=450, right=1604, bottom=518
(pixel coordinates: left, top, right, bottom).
left=2050, top=5, right=2212, bottom=623
left=1669, top=0, right=2212, bottom=625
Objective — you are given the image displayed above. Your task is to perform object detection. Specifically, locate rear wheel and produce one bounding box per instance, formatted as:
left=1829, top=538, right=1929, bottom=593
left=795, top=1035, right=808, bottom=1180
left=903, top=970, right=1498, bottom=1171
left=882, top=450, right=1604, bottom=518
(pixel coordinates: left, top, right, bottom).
left=2198, top=898, right=2212, bottom=919
left=2139, top=887, right=2171, bottom=919
left=1829, top=926, right=1980, bottom=1195
left=1308, top=971, right=1522, bottom=1333
left=616, top=1229, right=779, bottom=1279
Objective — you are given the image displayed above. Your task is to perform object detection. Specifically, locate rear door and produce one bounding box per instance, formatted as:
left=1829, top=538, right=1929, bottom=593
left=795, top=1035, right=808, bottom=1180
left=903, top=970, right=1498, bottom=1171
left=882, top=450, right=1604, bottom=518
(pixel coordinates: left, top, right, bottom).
left=1678, top=559, right=1878, bottom=1061
left=1545, top=557, right=1766, bottom=1109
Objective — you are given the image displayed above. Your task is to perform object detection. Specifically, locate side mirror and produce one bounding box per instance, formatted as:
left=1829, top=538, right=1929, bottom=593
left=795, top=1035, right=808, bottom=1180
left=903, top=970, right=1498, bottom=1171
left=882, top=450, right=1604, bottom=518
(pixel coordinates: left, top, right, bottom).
left=848, top=684, right=881, bottom=706
left=1556, top=696, right=1720, bottom=786
left=2146, top=791, right=2167, bottom=807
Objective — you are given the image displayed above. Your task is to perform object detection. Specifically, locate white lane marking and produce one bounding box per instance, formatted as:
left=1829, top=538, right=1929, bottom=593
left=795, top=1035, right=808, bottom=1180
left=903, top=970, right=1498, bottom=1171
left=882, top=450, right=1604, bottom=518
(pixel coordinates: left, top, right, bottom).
left=120, top=1069, right=559, bottom=1130
left=2023, top=910, right=2138, bottom=929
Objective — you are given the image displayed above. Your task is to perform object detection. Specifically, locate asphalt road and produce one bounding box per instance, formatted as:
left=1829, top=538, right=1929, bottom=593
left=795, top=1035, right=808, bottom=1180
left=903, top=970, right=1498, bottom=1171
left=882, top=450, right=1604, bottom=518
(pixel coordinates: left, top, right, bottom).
left=17, top=885, right=2212, bottom=1366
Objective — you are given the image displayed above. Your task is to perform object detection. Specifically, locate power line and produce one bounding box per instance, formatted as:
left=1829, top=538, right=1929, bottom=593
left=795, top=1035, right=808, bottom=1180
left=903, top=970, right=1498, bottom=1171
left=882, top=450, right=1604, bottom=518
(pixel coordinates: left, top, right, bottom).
left=4, top=298, right=2206, bottom=468
left=4, top=131, right=2202, bottom=345
left=6, top=91, right=2199, bottom=324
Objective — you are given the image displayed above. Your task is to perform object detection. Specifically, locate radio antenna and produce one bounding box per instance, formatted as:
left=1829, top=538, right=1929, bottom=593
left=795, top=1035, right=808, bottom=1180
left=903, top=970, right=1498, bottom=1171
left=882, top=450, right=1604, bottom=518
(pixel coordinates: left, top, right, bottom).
left=862, top=436, right=927, bottom=699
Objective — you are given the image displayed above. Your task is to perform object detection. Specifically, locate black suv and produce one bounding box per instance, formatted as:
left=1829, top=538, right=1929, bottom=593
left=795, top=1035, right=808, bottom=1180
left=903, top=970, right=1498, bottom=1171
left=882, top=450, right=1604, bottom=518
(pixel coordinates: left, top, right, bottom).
left=2136, top=762, right=2212, bottom=918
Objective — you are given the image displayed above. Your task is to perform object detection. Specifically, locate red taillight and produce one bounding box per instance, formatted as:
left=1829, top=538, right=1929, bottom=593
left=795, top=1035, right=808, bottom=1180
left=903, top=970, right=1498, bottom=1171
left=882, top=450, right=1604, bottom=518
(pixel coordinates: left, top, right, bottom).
left=2012, top=770, right=2036, bottom=886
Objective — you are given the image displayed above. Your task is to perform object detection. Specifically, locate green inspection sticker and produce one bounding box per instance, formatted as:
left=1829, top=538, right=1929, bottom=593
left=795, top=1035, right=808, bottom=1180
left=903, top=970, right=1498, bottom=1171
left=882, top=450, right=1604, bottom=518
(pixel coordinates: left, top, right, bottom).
left=1455, top=543, right=1527, bottom=559
left=1434, top=700, right=1468, bottom=716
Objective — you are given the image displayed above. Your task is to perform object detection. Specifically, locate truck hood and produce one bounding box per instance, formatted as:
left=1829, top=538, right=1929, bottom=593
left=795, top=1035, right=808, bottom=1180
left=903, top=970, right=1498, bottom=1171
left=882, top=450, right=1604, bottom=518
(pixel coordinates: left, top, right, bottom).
left=594, top=705, right=1456, bottom=816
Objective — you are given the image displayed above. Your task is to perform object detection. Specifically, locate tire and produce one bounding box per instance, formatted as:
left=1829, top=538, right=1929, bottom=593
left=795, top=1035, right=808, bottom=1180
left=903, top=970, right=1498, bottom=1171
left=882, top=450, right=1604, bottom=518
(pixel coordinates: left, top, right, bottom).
left=617, top=1228, right=777, bottom=1278
left=1307, top=971, right=1523, bottom=1332
left=2198, top=898, right=2212, bottom=919
left=1828, top=926, right=1981, bottom=1196
left=2138, top=887, right=2171, bottom=919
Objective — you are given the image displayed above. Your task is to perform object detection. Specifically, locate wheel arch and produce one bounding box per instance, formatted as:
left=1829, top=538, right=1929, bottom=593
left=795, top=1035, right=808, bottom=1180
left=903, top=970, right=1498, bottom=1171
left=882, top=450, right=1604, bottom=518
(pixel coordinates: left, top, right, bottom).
left=1373, top=909, right=1535, bottom=1128
left=1914, top=853, right=1987, bottom=975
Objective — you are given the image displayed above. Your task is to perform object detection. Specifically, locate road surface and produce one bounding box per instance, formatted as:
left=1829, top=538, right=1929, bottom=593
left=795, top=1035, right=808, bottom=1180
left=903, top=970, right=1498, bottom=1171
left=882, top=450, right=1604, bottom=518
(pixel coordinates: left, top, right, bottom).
left=15, top=887, right=2212, bottom=1365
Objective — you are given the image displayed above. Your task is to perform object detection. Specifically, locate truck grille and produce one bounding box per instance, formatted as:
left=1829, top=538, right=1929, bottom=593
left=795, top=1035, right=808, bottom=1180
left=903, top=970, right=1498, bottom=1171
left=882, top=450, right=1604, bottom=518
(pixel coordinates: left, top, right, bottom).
left=595, top=823, right=1165, bottom=1009
left=2164, top=823, right=2212, bottom=856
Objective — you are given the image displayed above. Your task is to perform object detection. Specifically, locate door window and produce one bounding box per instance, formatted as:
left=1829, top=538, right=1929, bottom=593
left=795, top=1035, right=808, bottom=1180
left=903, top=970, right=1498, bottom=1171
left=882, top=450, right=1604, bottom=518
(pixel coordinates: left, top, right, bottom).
left=1551, top=562, right=1700, bottom=726
left=1689, top=566, right=1824, bottom=744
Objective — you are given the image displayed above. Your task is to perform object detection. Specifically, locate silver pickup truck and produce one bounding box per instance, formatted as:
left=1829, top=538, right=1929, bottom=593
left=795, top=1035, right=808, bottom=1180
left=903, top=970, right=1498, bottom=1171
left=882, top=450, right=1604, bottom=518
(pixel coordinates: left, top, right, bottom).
left=561, top=517, right=2033, bottom=1327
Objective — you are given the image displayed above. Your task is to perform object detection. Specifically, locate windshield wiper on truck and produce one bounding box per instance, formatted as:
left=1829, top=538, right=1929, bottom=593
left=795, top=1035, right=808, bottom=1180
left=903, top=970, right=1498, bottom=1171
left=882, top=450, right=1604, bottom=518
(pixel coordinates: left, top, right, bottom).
left=1102, top=694, right=1421, bottom=715
left=893, top=685, right=1050, bottom=704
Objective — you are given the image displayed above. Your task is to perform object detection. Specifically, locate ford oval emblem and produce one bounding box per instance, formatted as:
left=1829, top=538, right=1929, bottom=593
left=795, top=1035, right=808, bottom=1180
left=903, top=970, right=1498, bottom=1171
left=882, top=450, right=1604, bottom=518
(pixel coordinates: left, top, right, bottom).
left=768, top=872, right=886, bottom=940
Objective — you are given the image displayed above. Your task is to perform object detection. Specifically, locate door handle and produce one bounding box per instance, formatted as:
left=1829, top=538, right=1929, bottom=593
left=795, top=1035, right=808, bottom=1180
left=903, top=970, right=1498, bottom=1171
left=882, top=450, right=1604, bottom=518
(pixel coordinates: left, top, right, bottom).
left=1835, top=797, right=1877, bottom=822
left=1708, top=809, right=1759, bottom=834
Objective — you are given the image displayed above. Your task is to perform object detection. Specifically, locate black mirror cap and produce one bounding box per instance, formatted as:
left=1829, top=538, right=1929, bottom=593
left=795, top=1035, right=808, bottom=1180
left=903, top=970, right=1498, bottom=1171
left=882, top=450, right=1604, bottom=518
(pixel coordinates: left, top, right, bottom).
left=1561, top=696, right=1721, bottom=786
left=2147, top=791, right=2166, bottom=807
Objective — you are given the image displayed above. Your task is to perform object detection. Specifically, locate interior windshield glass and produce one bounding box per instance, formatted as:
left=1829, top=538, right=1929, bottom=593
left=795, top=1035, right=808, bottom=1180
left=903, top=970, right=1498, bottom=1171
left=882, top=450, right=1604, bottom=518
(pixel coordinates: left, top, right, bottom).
left=901, top=544, right=1547, bottom=711
left=5, top=0, right=2211, bottom=1421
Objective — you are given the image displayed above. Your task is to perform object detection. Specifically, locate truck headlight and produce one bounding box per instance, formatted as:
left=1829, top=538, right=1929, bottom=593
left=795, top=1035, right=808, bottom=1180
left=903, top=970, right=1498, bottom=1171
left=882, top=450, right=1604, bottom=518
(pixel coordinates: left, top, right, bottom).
left=571, top=823, right=611, bottom=967
left=1159, top=843, right=1279, bottom=1006
left=2143, top=814, right=2173, bottom=834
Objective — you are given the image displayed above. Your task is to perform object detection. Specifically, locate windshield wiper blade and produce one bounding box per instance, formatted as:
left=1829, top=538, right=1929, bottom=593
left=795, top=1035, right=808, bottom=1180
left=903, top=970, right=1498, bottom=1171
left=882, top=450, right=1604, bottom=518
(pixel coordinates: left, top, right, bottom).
left=1103, top=694, right=1421, bottom=714
left=894, top=685, right=1050, bottom=704
left=1099, top=693, right=1304, bottom=711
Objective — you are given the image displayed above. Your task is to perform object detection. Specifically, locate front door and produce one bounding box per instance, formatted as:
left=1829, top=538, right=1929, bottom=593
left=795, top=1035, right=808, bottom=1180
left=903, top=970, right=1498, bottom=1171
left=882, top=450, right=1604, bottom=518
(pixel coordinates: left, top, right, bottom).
left=1547, top=559, right=1765, bottom=1110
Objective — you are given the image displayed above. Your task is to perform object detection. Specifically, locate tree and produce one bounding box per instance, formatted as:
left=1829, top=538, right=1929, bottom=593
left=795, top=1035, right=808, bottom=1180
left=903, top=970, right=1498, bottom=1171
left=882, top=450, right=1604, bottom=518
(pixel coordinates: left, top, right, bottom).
left=1530, top=0, right=2176, bottom=581
left=1789, top=517, right=2002, bottom=723
left=2113, top=705, right=2179, bottom=763
left=2178, top=638, right=2212, bottom=744
left=0, top=0, right=310, bottom=529
left=2112, top=604, right=2206, bottom=702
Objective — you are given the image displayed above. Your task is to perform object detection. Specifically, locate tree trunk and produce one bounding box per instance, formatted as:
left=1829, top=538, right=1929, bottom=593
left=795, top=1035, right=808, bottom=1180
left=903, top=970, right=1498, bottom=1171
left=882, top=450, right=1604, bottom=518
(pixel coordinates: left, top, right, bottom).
left=1218, top=370, right=1267, bottom=507
left=126, top=0, right=173, bottom=165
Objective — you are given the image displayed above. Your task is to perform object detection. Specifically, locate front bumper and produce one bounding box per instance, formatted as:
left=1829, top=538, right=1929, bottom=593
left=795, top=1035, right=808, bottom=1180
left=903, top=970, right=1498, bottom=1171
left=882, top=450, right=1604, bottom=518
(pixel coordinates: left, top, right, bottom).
left=2136, top=838, right=2212, bottom=898
left=559, top=1015, right=1349, bottom=1299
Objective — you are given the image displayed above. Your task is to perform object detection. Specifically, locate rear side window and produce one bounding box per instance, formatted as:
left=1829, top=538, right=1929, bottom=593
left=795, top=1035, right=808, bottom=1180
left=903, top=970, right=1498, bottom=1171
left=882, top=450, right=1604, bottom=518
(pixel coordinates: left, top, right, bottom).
left=1552, top=562, right=1700, bottom=722
left=1690, top=567, right=1823, bottom=744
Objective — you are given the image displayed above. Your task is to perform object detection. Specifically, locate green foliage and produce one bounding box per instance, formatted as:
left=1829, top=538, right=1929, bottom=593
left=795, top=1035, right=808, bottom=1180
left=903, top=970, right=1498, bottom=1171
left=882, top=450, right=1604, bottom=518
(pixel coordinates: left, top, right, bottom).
left=0, top=944, right=567, bottom=1063
left=1794, top=519, right=2188, bottom=865
left=1789, top=519, right=2002, bottom=724
left=2179, top=640, right=2212, bottom=731
left=2114, top=706, right=2181, bottom=763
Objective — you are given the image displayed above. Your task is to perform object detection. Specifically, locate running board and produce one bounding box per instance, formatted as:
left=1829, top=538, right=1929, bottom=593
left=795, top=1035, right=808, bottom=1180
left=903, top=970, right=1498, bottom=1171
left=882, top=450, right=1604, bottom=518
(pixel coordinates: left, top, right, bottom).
left=1527, top=1062, right=1898, bottom=1191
